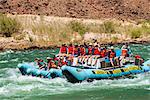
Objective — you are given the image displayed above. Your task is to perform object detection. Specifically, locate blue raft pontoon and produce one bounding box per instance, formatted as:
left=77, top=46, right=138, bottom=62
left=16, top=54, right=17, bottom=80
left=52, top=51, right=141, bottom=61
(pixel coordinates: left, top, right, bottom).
left=18, top=62, right=63, bottom=79
left=62, top=60, right=150, bottom=83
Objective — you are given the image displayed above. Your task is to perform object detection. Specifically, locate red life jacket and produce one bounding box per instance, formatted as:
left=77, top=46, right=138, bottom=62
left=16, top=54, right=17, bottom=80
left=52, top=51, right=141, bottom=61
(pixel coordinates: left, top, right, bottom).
left=101, top=49, right=106, bottom=57
left=88, top=47, right=93, bottom=55
left=110, top=51, right=116, bottom=58
left=61, top=60, right=67, bottom=65
left=122, top=49, right=128, bottom=56
left=94, top=48, right=100, bottom=55
left=135, top=55, right=141, bottom=59
left=58, top=60, right=62, bottom=67
left=57, top=60, right=66, bottom=67
left=54, top=57, right=59, bottom=61
left=80, top=47, right=85, bottom=55
left=47, top=61, right=53, bottom=69
left=68, top=46, right=74, bottom=54
left=60, top=46, right=67, bottom=54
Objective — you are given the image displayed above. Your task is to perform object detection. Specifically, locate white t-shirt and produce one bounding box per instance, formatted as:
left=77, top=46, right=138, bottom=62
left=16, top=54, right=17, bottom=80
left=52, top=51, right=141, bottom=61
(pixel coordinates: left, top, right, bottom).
left=72, top=57, right=78, bottom=66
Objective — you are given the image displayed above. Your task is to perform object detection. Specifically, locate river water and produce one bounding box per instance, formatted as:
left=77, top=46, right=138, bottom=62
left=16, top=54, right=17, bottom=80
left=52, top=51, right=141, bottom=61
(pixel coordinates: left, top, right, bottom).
left=0, top=44, right=150, bottom=100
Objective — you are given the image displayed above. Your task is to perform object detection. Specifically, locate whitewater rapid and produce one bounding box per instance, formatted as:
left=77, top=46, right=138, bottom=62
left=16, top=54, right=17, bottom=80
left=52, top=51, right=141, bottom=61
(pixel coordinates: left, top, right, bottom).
left=0, top=67, right=149, bottom=99
left=0, top=44, right=150, bottom=100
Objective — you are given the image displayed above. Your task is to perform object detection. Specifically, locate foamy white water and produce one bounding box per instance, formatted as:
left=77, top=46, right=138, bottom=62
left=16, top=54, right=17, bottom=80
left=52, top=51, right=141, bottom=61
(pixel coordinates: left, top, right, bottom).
left=0, top=68, right=149, bottom=98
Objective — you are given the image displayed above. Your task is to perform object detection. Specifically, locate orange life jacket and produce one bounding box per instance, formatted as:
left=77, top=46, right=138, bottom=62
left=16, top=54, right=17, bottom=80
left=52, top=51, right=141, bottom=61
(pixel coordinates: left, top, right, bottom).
left=80, top=47, right=85, bottom=55
left=122, top=49, right=128, bottom=56
left=60, top=46, right=67, bottom=54
left=110, top=51, right=116, bottom=58
left=68, top=46, right=74, bottom=54
left=94, top=48, right=100, bottom=55
left=101, top=49, right=106, bottom=57
left=51, top=62, right=57, bottom=68
left=88, top=47, right=93, bottom=55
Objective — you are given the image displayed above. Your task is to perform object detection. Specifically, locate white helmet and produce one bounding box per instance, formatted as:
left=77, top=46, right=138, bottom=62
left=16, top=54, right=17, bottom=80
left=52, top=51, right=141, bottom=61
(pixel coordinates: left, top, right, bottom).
left=110, top=46, right=114, bottom=49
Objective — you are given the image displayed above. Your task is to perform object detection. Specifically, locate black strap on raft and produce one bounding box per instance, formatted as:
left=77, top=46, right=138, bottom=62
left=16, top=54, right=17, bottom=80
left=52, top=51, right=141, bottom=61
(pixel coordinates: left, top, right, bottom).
left=106, top=70, right=113, bottom=78
left=92, top=70, right=96, bottom=74
left=109, top=69, right=123, bottom=77
left=45, top=72, right=51, bottom=78
left=121, top=68, right=132, bottom=74
left=120, top=69, right=124, bottom=72
left=139, top=66, right=143, bottom=70
left=138, top=66, right=145, bottom=73
left=106, top=71, right=112, bottom=79
left=109, top=70, right=113, bottom=74
left=107, top=71, right=110, bottom=74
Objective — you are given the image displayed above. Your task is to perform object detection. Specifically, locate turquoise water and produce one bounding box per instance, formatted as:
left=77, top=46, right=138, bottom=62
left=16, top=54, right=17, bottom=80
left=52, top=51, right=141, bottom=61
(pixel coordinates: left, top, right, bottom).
left=0, top=44, right=150, bottom=100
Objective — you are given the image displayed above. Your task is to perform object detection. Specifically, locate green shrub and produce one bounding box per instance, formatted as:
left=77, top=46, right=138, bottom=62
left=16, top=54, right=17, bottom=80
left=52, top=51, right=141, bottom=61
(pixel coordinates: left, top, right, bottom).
left=69, top=21, right=88, bottom=36
left=112, top=36, right=118, bottom=43
left=103, top=21, right=115, bottom=33
left=137, top=20, right=150, bottom=25
left=130, top=29, right=142, bottom=39
left=61, top=32, right=67, bottom=38
left=93, top=21, right=116, bottom=34
left=141, top=21, right=150, bottom=34
left=0, top=14, right=21, bottom=37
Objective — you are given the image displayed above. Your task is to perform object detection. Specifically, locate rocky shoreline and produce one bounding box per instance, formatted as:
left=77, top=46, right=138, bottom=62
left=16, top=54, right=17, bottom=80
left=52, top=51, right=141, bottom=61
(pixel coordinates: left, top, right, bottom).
left=0, top=36, right=150, bottom=52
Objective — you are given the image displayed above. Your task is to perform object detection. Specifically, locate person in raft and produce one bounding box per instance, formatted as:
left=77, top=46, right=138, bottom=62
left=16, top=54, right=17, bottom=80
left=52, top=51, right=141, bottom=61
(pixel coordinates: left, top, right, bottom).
left=34, top=58, right=39, bottom=66
left=93, top=45, right=101, bottom=56
left=119, top=45, right=129, bottom=66
left=59, top=44, right=67, bottom=56
left=60, top=57, right=68, bottom=66
left=52, top=55, right=60, bottom=67
left=79, top=45, right=86, bottom=56
left=47, top=57, right=58, bottom=70
left=73, top=44, right=80, bottom=57
left=134, top=55, right=144, bottom=65
left=37, top=59, right=47, bottom=70
left=108, top=46, right=119, bottom=67
left=87, top=43, right=93, bottom=55
left=101, top=46, right=107, bottom=58
left=34, top=58, right=44, bottom=69
left=67, top=43, right=74, bottom=55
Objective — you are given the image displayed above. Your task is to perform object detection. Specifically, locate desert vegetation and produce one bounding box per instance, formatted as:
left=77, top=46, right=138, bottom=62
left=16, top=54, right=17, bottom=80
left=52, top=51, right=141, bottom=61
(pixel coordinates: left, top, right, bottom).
left=0, top=14, right=21, bottom=37
left=69, top=21, right=88, bottom=36
left=0, top=14, right=150, bottom=49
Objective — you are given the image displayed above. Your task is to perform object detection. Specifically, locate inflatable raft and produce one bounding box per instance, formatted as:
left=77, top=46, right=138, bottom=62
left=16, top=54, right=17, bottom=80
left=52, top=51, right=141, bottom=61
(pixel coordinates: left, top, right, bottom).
left=62, top=60, right=150, bottom=83
left=18, top=62, right=63, bottom=79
